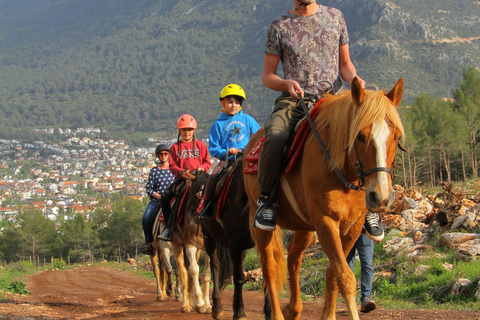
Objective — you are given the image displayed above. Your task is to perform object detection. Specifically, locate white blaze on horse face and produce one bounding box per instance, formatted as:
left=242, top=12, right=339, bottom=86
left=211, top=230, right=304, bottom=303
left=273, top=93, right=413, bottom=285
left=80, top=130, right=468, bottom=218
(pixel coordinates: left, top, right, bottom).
left=372, top=119, right=391, bottom=196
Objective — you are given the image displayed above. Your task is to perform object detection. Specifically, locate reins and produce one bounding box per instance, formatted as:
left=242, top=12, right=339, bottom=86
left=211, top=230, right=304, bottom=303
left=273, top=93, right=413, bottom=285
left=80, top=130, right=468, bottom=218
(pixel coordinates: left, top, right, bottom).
left=298, top=94, right=398, bottom=192
left=298, top=95, right=361, bottom=191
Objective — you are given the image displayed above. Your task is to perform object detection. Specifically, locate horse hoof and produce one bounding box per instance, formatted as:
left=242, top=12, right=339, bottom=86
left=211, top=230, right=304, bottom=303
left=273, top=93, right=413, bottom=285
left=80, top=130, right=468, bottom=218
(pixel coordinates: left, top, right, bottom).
left=212, top=310, right=224, bottom=319
left=181, top=306, right=192, bottom=313
left=282, top=306, right=300, bottom=320
left=195, top=304, right=208, bottom=314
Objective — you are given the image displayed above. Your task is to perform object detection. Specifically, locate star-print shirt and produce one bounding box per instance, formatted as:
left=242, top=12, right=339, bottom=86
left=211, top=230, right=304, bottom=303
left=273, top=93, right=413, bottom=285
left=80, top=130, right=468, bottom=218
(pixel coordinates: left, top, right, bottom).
left=208, top=110, right=261, bottom=160
left=145, top=166, right=175, bottom=200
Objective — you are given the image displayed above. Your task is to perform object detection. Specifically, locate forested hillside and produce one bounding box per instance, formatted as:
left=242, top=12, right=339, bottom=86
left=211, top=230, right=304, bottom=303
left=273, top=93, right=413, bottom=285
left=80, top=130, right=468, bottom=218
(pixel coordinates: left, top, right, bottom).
left=0, top=0, right=479, bottom=143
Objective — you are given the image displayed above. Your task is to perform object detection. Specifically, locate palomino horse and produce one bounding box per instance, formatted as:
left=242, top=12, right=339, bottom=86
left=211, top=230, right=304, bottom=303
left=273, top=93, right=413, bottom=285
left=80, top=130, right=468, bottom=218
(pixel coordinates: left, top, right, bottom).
left=171, top=171, right=212, bottom=314
left=202, top=157, right=271, bottom=320
left=243, top=78, right=404, bottom=320
left=150, top=217, right=182, bottom=301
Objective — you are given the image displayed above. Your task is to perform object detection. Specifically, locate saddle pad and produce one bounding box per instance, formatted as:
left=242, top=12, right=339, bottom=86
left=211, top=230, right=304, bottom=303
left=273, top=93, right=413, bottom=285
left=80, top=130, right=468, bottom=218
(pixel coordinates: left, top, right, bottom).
left=244, top=99, right=324, bottom=175
left=195, top=165, right=238, bottom=220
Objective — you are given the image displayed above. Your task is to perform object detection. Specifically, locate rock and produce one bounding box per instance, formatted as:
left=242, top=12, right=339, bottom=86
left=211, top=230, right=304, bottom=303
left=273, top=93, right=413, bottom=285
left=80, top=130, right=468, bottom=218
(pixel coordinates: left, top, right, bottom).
left=382, top=215, right=403, bottom=231
left=475, top=286, right=480, bottom=301
left=403, top=196, right=417, bottom=209
left=437, top=233, right=480, bottom=248
left=405, top=189, right=422, bottom=201
left=458, top=200, right=476, bottom=215
left=417, top=199, right=433, bottom=215
left=457, top=238, right=480, bottom=261
left=414, top=231, right=426, bottom=244
left=398, top=209, right=428, bottom=232
left=383, top=236, right=413, bottom=255
left=442, top=262, right=453, bottom=272
left=451, top=213, right=478, bottom=230
left=451, top=278, right=472, bottom=295
left=413, top=264, right=430, bottom=275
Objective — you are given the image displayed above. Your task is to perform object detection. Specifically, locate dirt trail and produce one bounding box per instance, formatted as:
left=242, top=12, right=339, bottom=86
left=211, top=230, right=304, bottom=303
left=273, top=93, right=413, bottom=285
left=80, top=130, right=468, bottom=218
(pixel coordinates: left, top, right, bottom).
left=1, top=266, right=479, bottom=319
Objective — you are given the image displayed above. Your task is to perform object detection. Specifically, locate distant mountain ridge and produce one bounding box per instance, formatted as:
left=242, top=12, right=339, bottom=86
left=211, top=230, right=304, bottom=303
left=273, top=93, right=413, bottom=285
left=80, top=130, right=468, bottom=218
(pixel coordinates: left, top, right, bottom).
left=0, top=0, right=478, bottom=143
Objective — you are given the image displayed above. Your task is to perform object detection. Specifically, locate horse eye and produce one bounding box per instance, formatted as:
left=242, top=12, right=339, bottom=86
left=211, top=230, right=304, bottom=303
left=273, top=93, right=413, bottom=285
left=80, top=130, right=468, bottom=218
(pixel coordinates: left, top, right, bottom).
left=357, top=133, right=366, bottom=143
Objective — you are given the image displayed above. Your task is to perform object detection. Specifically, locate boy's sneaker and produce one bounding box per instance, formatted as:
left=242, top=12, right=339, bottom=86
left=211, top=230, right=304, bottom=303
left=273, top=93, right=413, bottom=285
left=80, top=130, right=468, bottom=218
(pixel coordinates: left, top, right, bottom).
left=254, top=197, right=276, bottom=231
left=360, top=297, right=376, bottom=313
left=365, top=211, right=384, bottom=242
left=159, top=227, right=173, bottom=242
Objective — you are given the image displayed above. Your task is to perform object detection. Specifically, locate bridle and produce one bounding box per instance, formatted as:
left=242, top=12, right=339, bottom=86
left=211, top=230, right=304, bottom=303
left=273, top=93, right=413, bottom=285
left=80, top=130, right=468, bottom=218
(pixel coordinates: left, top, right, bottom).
left=298, top=94, right=403, bottom=192
left=353, top=142, right=395, bottom=189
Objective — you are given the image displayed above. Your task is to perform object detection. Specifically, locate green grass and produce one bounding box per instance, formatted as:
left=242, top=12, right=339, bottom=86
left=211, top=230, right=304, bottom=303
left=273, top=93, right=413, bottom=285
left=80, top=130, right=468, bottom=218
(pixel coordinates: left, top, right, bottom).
left=0, top=261, right=37, bottom=297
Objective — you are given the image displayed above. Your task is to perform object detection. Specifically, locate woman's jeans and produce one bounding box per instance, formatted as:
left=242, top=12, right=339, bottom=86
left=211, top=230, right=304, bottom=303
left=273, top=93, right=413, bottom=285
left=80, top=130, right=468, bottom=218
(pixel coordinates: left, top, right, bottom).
left=142, top=199, right=159, bottom=243
left=346, top=231, right=374, bottom=301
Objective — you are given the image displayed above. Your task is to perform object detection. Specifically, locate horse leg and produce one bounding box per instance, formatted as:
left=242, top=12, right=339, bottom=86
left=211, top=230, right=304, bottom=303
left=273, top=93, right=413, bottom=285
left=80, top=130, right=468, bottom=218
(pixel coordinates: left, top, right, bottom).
left=231, top=248, right=247, bottom=320
left=160, top=242, right=174, bottom=298
left=264, top=287, right=272, bottom=320
left=173, top=257, right=182, bottom=301
left=185, top=244, right=207, bottom=313
left=151, top=249, right=166, bottom=301
left=202, top=249, right=212, bottom=313
left=173, top=244, right=191, bottom=313
left=282, top=231, right=314, bottom=320
left=255, top=228, right=286, bottom=320
left=205, top=236, right=223, bottom=319
left=317, top=220, right=359, bottom=320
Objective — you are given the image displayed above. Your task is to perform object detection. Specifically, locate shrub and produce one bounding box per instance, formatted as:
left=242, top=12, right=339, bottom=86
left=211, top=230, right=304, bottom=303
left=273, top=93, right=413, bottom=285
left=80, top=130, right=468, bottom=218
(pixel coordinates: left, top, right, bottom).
left=7, top=280, right=29, bottom=294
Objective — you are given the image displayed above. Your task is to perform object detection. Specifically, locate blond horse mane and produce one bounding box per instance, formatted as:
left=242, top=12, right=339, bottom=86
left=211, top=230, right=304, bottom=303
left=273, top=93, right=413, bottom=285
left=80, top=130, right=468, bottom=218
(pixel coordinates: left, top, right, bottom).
left=314, top=89, right=405, bottom=172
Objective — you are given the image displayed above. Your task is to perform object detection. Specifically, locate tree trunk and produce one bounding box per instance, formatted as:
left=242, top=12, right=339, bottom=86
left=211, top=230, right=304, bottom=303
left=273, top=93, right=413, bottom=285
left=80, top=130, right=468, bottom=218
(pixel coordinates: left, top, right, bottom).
left=461, top=149, right=467, bottom=181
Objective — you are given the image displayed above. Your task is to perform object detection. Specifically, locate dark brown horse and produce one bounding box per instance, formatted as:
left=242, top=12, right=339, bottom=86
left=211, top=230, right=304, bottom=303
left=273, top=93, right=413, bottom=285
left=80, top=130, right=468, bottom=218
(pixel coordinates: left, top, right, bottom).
left=243, top=78, right=405, bottom=320
left=202, top=157, right=271, bottom=320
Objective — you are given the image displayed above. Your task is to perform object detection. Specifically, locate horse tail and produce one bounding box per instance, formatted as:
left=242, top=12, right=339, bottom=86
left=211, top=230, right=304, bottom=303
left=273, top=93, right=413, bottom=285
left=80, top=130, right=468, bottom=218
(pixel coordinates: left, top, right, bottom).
left=216, top=242, right=233, bottom=290
left=271, top=227, right=287, bottom=293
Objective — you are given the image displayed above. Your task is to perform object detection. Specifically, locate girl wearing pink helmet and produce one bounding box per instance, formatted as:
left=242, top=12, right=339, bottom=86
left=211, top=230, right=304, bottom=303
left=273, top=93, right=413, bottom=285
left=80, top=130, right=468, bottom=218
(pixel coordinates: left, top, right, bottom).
left=159, top=114, right=211, bottom=241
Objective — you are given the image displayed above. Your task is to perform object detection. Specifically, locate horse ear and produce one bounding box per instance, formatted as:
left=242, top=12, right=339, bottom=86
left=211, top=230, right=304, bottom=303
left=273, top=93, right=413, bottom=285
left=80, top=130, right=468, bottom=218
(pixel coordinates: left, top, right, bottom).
left=386, top=78, right=403, bottom=107
left=351, top=76, right=366, bottom=106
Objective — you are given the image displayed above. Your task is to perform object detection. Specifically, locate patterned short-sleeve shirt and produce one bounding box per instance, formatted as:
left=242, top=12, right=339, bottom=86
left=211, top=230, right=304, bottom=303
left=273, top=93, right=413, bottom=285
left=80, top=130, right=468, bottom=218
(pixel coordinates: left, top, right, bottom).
left=145, top=167, right=175, bottom=199
left=265, top=5, right=349, bottom=95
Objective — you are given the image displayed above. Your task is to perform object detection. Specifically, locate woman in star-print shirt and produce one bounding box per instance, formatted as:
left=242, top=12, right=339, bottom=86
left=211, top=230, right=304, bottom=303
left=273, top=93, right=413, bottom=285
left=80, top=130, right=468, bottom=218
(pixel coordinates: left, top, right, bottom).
left=141, top=144, right=175, bottom=256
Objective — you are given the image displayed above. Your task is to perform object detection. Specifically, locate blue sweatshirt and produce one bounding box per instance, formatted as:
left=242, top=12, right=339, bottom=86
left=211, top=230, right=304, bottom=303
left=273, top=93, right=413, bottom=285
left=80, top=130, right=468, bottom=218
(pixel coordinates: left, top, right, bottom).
left=209, top=111, right=261, bottom=160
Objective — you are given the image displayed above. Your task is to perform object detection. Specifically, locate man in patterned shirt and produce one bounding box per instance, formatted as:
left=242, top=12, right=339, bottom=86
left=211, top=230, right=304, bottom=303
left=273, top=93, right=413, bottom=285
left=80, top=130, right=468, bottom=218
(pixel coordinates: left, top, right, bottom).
left=254, top=0, right=384, bottom=242
left=141, top=144, right=175, bottom=255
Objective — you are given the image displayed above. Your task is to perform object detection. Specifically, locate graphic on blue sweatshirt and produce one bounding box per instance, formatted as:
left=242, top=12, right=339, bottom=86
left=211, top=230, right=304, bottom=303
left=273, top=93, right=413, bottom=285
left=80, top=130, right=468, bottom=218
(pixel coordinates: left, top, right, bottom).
left=209, top=111, right=261, bottom=160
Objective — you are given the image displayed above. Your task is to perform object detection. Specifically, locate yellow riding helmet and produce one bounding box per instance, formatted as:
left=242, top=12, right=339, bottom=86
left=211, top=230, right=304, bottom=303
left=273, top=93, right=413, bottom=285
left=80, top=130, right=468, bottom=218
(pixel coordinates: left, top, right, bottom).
left=219, top=84, right=246, bottom=101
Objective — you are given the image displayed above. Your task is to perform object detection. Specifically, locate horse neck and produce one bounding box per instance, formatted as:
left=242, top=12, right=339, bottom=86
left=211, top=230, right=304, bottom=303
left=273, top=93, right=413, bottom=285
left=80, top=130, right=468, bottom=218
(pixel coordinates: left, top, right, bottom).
left=312, top=98, right=355, bottom=176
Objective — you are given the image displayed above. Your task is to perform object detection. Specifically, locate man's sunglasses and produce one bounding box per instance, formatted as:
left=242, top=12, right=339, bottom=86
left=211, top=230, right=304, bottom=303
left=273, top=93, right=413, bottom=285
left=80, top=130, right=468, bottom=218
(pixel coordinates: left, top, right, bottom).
left=158, top=152, right=169, bottom=156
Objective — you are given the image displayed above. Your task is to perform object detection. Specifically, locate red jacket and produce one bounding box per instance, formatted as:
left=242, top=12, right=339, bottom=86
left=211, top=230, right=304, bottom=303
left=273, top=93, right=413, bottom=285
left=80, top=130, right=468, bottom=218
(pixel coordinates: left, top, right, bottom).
left=169, top=140, right=211, bottom=178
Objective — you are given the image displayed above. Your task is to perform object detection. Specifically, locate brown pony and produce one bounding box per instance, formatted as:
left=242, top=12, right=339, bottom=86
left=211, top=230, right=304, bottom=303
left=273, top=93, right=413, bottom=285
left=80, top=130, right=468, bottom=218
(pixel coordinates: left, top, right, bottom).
left=171, top=171, right=212, bottom=314
left=243, top=78, right=404, bottom=320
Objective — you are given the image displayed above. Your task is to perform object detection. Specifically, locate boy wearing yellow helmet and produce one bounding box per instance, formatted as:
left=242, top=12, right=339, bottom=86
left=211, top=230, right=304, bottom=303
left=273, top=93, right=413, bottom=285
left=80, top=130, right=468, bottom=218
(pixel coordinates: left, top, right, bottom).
left=200, top=84, right=260, bottom=220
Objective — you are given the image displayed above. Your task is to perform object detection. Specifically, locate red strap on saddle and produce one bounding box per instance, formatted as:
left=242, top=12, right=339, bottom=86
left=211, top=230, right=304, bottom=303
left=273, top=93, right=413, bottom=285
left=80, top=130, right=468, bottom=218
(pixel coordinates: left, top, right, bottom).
left=216, top=168, right=236, bottom=218
left=176, top=185, right=191, bottom=224
left=196, top=194, right=205, bottom=215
